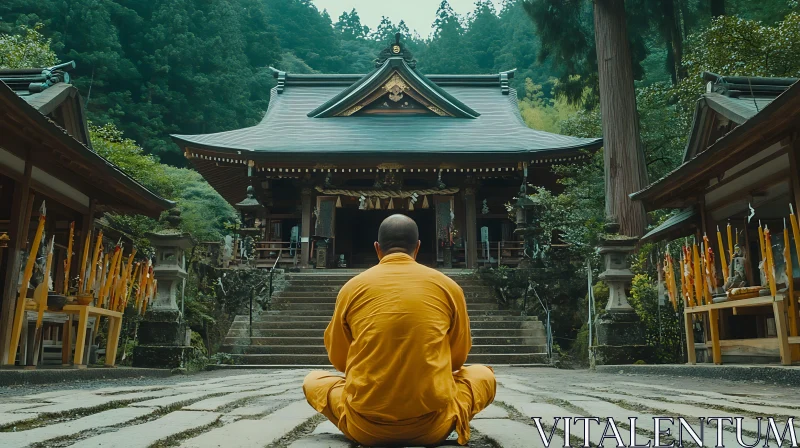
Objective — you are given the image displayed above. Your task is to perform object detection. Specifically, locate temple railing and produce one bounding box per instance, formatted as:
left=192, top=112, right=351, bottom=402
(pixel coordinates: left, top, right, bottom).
left=478, top=241, right=525, bottom=267
left=253, top=241, right=298, bottom=268
left=222, top=239, right=524, bottom=269
left=447, top=240, right=526, bottom=268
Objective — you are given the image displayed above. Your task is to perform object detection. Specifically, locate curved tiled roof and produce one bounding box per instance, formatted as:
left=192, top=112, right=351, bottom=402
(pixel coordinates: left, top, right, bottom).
left=172, top=81, right=601, bottom=162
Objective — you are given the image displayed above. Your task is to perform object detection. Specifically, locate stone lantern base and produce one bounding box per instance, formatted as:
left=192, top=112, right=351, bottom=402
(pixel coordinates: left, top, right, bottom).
left=132, top=309, right=193, bottom=369
left=594, top=311, right=650, bottom=365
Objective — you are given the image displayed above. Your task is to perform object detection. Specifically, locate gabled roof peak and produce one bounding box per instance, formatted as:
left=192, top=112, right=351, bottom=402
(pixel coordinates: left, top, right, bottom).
left=306, top=57, right=480, bottom=119
left=375, top=33, right=416, bottom=68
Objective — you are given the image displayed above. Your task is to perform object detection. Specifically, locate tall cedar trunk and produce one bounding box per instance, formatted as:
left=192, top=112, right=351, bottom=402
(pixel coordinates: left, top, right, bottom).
left=593, top=0, right=648, bottom=237
left=661, top=0, right=685, bottom=84
left=710, top=0, right=725, bottom=17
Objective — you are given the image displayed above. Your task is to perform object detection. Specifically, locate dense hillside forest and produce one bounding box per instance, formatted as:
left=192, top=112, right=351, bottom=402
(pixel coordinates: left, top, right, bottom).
left=1, top=0, right=793, bottom=166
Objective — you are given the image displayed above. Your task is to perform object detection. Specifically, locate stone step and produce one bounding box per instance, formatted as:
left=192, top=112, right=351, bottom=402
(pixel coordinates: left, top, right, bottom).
left=281, top=275, right=487, bottom=284
left=255, top=309, right=518, bottom=317
left=279, top=284, right=493, bottom=292
left=241, top=314, right=536, bottom=323
left=272, top=295, right=497, bottom=304
left=271, top=303, right=500, bottom=312
left=275, top=290, right=494, bottom=299
left=226, top=327, right=540, bottom=338
left=221, top=344, right=546, bottom=355
left=230, top=320, right=534, bottom=330
left=251, top=309, right=521, bottom=319
left=227, top=335, right=543, bottom=346
left=226, top=352, right=549, bottom=365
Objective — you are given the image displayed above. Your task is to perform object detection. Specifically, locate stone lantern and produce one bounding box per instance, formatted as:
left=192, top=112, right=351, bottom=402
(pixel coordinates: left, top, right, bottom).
left=133, top=209, right=195, bottom=369
left=593, top=222, right=649, bottom=365
left=513, top=193, right=535, bottom=234
left=236, top=185, right=265, bottom=238
left=148, top=213, right=194, bottom=312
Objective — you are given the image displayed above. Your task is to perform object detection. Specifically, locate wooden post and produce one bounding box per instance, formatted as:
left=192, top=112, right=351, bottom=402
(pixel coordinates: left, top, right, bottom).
left=708, top=309, right=722, bottom=364
left=787, top=134, right=800, bottom=357
left=73, top=306, right=89, bottom=366
left=774, top=298, right=792, bottom=365
left=0, top=154, right=32, bottom=364
left=684, top=311, right=696, bottom=364
left=105, top=315, right=122, bottom=367
left=788, top=134, right=800, bottom=226
left=464, top=187, right=478, bottom=269
left=300, top=187, right=312, bottom=269
left=61, top=315, right=73, bottom=365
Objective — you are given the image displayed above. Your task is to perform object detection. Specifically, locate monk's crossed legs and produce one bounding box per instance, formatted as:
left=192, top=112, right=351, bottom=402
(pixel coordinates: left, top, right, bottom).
left=302, top=365, right=496, bottom=445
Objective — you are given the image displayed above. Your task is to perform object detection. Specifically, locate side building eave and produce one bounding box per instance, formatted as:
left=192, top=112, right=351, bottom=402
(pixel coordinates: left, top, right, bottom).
left=0, top=81, right=173, bottom=217
left=631, top=80, right=800, bottom=211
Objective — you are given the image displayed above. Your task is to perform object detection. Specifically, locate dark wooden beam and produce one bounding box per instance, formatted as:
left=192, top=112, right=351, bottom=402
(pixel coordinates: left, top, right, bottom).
left=788, top=133, right=800, bottom=220
left=704, top=146, right=788, bottom=196
left=300, top=187, right=312, bottom=269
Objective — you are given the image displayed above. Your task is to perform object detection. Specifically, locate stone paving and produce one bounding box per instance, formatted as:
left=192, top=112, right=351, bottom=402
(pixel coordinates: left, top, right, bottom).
left=1, top=367, right=799, bottom=447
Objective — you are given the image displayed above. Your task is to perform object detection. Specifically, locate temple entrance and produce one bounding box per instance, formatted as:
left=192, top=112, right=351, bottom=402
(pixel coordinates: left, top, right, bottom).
left=334, top=208, right=436, bottom=268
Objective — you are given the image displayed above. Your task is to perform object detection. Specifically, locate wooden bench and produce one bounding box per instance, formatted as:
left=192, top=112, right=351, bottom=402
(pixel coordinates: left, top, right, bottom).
left=21, top=302, right=123, bottom=367
left=684, top=293, right=800, bottom=365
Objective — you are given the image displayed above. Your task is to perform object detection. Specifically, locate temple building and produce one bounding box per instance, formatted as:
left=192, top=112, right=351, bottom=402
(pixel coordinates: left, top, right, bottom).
left=173, top=36, right=601, bottom=269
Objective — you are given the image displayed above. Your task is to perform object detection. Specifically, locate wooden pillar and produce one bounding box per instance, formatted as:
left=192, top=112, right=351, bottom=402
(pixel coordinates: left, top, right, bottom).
left=300, top=187, right=312, bottom=269
left=787, top=134, right=800, bottom=358
left=464, top=186, right=478, bottom=269
left=788, top=134, right=800, bottom=219
left=0, top=153, right=32, bottom=364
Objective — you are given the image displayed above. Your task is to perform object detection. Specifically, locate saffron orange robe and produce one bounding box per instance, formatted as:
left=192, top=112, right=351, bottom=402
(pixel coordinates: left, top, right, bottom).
left=303, top=253, right=496, bottom=445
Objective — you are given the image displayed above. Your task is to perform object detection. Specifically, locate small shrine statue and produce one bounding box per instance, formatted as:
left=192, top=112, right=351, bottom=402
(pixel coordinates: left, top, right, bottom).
left=724, top=243, right=748, bottom=291
left=337, top=254, right=347, bottom=268
left=222, top=235, right=233, bottom=264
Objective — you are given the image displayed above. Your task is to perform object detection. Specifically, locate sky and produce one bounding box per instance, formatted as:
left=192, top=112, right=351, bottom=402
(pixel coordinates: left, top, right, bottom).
left=311, top=0, right=504, bottom=37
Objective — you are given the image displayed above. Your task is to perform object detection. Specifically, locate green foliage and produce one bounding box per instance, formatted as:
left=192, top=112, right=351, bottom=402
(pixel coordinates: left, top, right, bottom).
left=628, top=273, right=684, bottom=363
left=526, top=11, right=800, bottom=267
left=90, top=123, right=175, bottom=198
left=686, top=12, right=800, bottom=78
left=90, top=122, right=238, bottom=244
left=335, top=9, right=370, bottom=40
left=0, top=23, right=57, bottom=68
left=1, top=0, right=281, bottom=165
left=518, top=78, right=584, bottom=133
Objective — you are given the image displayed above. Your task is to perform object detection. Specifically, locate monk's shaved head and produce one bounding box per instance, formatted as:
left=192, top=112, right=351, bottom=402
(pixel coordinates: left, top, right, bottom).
left=377, top=214, right=419, bottom=254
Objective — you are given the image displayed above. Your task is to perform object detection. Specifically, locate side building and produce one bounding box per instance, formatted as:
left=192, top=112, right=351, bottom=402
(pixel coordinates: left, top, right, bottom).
left=0, top=62, right=173, bottom=365
left=632, top=72, right=800, bottom=365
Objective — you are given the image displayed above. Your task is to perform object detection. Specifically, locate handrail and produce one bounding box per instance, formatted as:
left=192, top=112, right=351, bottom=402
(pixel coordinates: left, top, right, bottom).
left=268, top=252, right=281, bottom=309
left=250, top=252, right=282, bottom=339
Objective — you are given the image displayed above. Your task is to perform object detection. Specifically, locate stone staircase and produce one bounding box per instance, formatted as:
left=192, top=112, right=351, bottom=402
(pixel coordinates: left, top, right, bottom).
left=219, top=270, right=550, bottom=367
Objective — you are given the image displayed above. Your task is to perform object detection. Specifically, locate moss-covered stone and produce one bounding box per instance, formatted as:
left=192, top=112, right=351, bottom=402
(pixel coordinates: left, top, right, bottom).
left=594, top=345, right=654, bottom=365
left=595, top=311, right=646, bottom=346
left=594, top=311, right=652, bottom=365
left=132, top=345, right=192, bottom=369
left=138, top=321, right=185, bottom=345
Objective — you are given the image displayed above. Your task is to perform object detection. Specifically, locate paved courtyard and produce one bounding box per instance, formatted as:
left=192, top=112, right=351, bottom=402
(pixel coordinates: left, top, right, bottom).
left=0, top=367, right=798, bottom=447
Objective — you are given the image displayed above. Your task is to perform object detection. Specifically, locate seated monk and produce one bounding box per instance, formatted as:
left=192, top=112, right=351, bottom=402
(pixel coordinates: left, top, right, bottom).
left=303, top=214, right=496, bottom=446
